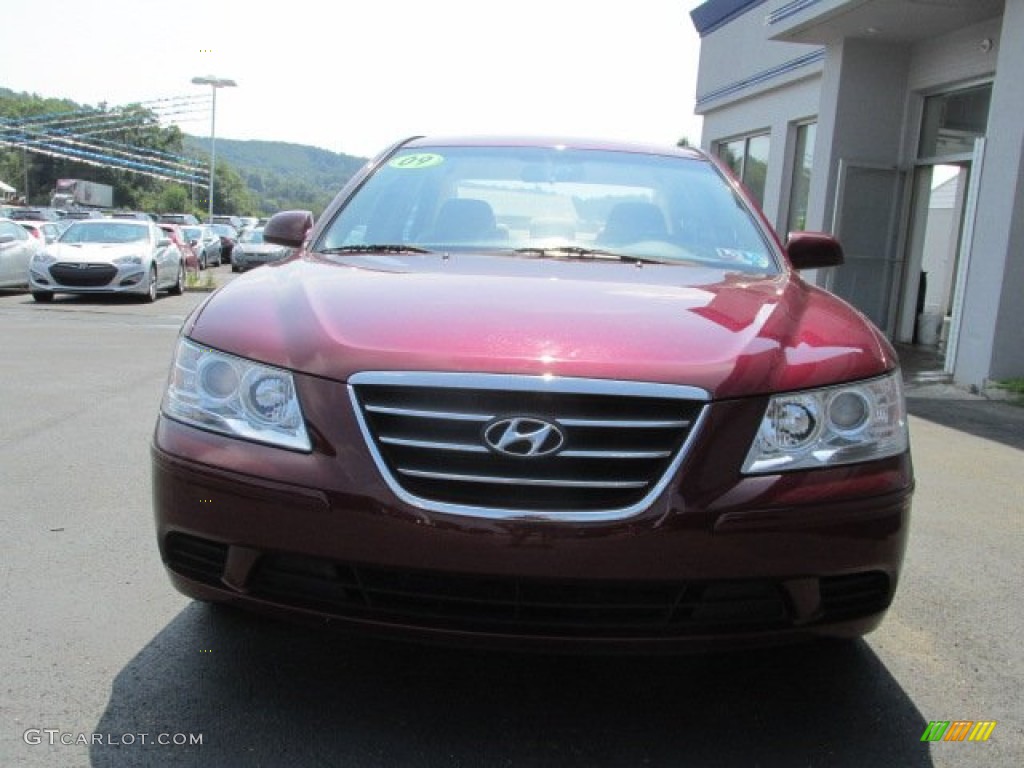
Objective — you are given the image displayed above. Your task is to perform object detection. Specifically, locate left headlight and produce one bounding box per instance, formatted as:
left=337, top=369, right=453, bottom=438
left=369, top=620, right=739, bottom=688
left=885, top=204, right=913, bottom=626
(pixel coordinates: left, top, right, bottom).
left=742, top=370, right=908, bottom=474
left=32, top=251, right=56, bottom=265
left=113, top=254, right=144, bottom=266
left=162, top=338, right=312, bottom=452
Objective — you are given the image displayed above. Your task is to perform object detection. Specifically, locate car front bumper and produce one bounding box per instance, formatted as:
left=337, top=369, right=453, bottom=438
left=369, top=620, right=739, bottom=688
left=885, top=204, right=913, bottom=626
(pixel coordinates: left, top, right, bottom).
left=152, top=384, right=914, bottom=652
left=233, top=251, right=287, bottom=270
left=30, top=262, right=150, bottom=295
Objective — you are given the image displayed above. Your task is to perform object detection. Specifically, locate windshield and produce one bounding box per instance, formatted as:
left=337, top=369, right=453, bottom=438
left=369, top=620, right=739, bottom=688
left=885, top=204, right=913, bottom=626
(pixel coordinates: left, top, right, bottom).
left=61, top=222, right=150, bottom=244
left=317, top=145, right=777, bottom=273
left=239, top=229, right=264, bottom=244
left=182, top=227, right=202, bottom=240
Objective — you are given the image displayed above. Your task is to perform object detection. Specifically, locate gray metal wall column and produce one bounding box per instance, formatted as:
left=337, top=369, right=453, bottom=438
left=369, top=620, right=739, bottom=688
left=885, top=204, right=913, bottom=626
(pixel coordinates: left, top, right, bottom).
left=805, top=39, right=909, bottom=290
left=955, top=0, right=1024, bottom=388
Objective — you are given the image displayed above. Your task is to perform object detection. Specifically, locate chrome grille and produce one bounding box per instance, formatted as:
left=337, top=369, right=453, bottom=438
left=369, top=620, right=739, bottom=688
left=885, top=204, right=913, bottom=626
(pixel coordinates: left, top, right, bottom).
left=349, top=372, right=708, bottom=520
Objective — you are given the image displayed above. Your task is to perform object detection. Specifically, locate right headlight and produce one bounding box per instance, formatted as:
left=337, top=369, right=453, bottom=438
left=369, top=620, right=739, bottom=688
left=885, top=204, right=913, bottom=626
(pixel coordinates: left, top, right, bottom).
left=162, top=338, right=311, bottom=452
left=742, top=371, right=908, bottom=474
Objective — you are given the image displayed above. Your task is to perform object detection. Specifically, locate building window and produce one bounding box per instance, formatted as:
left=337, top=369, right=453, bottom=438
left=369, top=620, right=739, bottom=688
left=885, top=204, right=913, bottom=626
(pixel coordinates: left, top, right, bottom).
left=919, top=84, right=991, bottom=159
left=717, top=133, right=770, bottom=208
left=787, top=122, right=816, bottom=232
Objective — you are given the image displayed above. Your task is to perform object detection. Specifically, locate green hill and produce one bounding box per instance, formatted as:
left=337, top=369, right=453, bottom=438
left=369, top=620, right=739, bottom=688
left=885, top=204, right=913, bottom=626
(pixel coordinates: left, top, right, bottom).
left=1, top=86, right=367, bottom=215
left=184, top=136, right=366, bottom=216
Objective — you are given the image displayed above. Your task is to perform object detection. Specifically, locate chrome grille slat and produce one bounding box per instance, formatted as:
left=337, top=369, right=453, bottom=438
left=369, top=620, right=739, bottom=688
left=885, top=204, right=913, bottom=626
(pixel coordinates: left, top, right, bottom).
left=380, top=436, right=489, bottom=453
left=558, top=418, right=691, bottom=429
left=398, top=468, right=649, bottom=489
left=349, top=372, right=709, bottom=521
left=558, top=449, right=671, bottom=459
left=365, top=405, right=493, bottom=422
left=379, top=437, right=669, bottom=460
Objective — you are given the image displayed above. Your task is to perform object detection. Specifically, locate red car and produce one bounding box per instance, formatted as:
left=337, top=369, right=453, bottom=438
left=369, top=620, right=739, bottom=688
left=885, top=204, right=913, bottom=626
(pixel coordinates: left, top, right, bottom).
left=152, top=137, right=913, bottom=652
left=158, top=223, right=200, bottom=274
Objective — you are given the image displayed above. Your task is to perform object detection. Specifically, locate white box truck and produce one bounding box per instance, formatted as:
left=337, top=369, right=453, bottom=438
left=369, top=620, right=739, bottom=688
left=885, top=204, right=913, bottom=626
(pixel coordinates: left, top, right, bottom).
left=51, top=179, right=114, bottom=209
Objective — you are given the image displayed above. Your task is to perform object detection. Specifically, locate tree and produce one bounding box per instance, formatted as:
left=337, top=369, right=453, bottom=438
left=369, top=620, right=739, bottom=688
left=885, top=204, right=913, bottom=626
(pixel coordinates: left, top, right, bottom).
left=1, top=88, right=204, bottom=208
left=210, top=163, right=256, bottom=215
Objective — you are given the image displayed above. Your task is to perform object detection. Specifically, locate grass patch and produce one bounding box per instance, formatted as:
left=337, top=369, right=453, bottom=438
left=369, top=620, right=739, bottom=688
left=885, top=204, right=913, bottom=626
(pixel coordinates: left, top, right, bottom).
left=184, top=270, right=216, bottom=292
left=990, top=378, right=1024, bottom=404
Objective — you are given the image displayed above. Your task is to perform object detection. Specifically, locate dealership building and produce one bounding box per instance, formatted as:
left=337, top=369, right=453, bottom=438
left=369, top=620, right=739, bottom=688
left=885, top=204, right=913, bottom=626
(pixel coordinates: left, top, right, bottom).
left=690, top=0, right=1023, bottom=392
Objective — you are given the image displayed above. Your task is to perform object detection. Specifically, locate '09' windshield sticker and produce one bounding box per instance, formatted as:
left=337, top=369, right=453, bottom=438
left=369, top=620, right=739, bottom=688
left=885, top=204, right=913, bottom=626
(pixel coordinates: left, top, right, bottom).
left=388, top=153, right=444, bottom=170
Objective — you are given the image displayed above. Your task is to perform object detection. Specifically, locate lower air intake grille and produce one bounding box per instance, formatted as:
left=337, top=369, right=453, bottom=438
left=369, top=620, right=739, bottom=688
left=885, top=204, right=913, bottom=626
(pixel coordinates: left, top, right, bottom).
left=819, top=572, right=892, bottom=621
left=249, top=553, right=792, bottom=637
left=165, top=532, right=228, bottom=586
left=51, top=263, right=117, bottom=287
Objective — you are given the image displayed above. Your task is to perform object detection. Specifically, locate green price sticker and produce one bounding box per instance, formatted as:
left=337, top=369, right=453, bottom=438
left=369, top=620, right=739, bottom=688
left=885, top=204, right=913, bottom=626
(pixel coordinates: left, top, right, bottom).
left=388, top=153, right=444, bottom=170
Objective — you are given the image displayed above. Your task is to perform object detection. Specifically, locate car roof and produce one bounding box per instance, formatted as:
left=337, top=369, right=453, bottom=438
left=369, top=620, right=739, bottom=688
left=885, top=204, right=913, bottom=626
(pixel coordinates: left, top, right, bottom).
left=71, top=219, right=147, bottom=227
left=399, top=135, right=706, bottom=160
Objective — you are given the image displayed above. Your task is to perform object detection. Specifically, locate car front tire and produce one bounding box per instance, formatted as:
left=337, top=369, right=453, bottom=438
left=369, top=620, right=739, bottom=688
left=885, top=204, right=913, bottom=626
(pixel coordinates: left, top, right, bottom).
left=142, top=266, right=158, bottom=303
left=32, top=291, right=54, bottom=303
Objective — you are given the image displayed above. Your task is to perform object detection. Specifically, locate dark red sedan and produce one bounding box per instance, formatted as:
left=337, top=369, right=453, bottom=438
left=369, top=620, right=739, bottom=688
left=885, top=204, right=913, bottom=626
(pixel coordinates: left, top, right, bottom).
left=152, top=136, right=913, bottom=651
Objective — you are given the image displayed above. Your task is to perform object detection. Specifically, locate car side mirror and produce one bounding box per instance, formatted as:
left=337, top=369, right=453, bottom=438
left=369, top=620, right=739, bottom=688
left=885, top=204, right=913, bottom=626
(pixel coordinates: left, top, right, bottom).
left=189, top=239, right=199, bottom=247
left=264, top=210, right=314, bottom=248
left=786, top=232, right=844, bottom=270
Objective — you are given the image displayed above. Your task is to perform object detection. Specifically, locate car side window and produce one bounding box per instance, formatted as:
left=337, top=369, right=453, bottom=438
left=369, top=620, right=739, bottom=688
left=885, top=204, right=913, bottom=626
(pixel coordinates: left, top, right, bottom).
left=1, top=222, right=28, bottom=240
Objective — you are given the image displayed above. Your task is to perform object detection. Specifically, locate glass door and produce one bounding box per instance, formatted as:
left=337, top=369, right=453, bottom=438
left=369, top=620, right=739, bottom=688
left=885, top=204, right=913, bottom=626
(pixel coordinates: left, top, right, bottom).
left=829, top=161, right=906, bottom=335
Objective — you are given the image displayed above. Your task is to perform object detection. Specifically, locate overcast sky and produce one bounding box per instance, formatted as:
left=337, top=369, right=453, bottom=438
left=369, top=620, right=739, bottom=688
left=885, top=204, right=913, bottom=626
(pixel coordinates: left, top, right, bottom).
left=0, top=0, right=706, bottom=159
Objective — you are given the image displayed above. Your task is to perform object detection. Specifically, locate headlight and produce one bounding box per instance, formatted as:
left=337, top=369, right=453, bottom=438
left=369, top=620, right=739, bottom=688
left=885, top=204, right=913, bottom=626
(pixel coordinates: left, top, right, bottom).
left=742, top=371, right=908, bottom=474
left=32, top=252, right=56, bottom=265
left=162, top=338, right=311, bottom=452
left=113, top=254, right=144, bottom=266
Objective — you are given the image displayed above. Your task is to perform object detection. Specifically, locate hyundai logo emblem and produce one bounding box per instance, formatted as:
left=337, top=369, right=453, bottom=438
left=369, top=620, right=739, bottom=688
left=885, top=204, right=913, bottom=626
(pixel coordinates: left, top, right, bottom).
left=483, top=417, right=565, bottom=458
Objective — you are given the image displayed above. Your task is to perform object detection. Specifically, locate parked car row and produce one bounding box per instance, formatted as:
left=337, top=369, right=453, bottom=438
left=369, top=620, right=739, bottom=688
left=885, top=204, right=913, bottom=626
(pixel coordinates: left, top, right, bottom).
left=1, top=212, right=296, bottom=299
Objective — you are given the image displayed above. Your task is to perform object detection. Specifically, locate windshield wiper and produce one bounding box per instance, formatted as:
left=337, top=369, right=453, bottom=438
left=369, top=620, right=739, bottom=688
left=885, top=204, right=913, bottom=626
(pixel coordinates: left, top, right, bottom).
left=511, top=246, right=668, bottom=265
left=320, top=244, right=432, bottom=254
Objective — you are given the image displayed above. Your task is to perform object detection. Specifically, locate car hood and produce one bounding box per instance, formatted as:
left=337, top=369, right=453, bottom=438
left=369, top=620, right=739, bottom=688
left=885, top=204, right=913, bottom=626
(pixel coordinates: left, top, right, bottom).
left=188, top=252, right=895, bottom=398
left=47, top=242, right=147, bottom=264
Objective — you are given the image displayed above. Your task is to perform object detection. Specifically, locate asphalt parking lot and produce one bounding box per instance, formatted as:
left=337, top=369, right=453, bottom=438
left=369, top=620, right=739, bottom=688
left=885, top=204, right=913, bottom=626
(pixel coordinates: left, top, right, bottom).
left=0, top=276, right=1020, bottom=767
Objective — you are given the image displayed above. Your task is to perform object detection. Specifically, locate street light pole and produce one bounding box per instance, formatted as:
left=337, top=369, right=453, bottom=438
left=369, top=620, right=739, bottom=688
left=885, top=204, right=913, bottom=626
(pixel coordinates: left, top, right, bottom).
left=191, top=75, right=237, bottom=220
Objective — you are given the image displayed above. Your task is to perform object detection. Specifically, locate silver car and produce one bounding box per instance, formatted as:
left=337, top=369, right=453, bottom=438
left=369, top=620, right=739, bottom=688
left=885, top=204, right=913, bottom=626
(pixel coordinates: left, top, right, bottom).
left=230, top=227, right=292, bottom=272
left=29, top=220, right=184, bottom=303
left=0, top=217, right=42, bottom=289
left=180, top=225, right=223, bottom=269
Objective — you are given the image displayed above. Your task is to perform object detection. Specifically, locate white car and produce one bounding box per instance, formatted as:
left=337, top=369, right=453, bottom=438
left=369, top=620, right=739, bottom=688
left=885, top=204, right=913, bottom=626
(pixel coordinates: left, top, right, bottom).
left=0, top=217, right=41, bottom=289
left=29, top=220, right=184, bottom=303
